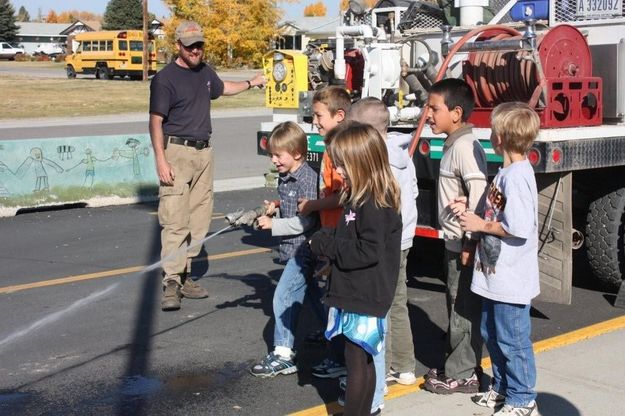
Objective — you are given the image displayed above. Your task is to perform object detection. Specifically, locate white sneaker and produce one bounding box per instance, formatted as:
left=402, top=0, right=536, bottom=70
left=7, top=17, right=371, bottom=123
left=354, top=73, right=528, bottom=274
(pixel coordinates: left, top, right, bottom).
left=472, top=388, right=505, bottom=408
left=493, top=401, right=538, bottom=416
left=385, top=370, right=417, bottom=385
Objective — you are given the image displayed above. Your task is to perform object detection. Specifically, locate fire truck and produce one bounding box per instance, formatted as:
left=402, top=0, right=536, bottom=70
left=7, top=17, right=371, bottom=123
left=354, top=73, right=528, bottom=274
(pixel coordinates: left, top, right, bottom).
left=257, top=0, right=625, bottom=305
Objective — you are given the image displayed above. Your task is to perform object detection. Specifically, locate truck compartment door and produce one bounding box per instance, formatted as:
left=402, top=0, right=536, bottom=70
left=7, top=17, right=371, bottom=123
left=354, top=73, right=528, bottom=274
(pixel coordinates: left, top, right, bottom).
left=536, top=172, right=573, bottom=304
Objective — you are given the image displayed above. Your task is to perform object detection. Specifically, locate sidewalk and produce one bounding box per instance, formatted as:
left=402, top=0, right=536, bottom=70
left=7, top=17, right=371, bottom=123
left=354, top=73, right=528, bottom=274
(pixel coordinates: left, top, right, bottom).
left=0, top=107, right=271, bottom=129
left=383, top=327, right=625, bottom=416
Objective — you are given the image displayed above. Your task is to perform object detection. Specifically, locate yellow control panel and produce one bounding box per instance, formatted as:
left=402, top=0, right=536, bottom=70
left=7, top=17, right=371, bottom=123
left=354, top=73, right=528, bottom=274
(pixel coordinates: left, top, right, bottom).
left=263, top=50, right=308, bottom=109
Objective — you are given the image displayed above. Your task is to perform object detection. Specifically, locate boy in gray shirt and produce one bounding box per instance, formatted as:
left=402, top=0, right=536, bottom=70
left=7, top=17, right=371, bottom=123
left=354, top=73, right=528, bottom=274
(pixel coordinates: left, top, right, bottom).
left=424, top=78, right=488, bottom=394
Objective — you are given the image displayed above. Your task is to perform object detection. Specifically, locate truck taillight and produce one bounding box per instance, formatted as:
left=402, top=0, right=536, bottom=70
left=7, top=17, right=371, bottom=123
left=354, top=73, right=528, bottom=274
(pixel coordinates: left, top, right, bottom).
left=551, top=148, right=562, bottom=165
left=259, top=135, right=268, bottom=150
left=528, top=148, right=541, bottom=165
left=418, top=140, right=430, bottom=156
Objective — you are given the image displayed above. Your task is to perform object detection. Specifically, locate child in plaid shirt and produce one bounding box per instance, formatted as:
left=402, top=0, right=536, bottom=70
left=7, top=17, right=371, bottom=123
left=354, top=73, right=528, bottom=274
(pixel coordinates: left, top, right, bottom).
left=249, top=121, right=320, bottom=378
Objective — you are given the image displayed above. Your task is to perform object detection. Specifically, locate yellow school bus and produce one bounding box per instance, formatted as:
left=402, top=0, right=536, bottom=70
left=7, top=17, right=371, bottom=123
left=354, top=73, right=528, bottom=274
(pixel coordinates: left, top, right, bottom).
left=65, top=30, right=156, bottom=80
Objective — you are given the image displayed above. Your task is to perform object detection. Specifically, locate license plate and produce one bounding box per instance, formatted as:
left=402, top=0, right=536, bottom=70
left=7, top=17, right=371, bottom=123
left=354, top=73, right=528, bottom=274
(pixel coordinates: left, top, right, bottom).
left=131, top=56, right=142, bottom=64
left=576, top=0, right=623, bottom=18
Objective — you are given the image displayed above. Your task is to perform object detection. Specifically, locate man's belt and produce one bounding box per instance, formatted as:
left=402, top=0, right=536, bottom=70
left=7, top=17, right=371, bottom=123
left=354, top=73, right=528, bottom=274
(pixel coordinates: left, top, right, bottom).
left=167, top=135, right=211, bottom=150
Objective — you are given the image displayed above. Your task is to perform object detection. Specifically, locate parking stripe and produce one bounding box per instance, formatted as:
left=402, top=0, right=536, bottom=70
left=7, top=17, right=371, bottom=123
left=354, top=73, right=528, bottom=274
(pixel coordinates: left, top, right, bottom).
left=0, top=247, right=271, bottom=295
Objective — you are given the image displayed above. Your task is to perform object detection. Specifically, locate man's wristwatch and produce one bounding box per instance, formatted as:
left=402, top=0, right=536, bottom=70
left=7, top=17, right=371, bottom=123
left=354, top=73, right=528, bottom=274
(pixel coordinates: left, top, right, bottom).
left=246, top=80, right=252, bottom=89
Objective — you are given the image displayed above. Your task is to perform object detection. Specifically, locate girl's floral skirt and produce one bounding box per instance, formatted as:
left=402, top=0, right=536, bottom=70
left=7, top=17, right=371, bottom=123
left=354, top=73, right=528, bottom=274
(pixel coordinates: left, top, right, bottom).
left=325, top=306, right=386, bottom=356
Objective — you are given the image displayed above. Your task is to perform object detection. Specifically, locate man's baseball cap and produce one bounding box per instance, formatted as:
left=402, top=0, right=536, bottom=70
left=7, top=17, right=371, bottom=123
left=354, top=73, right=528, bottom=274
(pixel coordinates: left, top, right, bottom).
left=175, top=20, right=204, bottom=46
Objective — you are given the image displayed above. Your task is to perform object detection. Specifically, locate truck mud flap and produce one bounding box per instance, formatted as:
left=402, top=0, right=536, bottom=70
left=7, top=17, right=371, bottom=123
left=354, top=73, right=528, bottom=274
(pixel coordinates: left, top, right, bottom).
left=536, top=172, right=573, bottom=305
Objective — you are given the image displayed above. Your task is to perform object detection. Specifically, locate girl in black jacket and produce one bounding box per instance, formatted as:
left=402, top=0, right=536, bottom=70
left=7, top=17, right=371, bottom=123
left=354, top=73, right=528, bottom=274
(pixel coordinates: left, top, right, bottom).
left=310, top=121, right=402, bottom=415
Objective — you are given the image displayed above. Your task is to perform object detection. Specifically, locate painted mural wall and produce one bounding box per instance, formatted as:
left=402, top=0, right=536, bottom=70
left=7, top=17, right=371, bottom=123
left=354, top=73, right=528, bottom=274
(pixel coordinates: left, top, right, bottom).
left=0, top=134, right=157, bottom=211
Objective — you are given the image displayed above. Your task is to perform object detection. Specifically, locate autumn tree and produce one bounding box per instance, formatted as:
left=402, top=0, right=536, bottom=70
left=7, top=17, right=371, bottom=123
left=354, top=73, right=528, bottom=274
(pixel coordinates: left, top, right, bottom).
left=304, top=1, right=327, bottom=16
left=17, top=6, right=30, bottom=22
left=45, top=10, right=58, bottom=23
left=0, top=0, right=19, bottom=42
left=57, top=10, right=102, bottom=23
left=102, top=0, right=143, bottom=30
left=163, top=0, right=284, bottom=67
left=340, top=0, right=377, bottom=11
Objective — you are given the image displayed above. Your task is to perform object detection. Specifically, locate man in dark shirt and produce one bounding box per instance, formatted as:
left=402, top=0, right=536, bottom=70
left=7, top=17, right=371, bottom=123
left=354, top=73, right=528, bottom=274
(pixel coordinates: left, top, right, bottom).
left=149, top=20, right=266, bottom=311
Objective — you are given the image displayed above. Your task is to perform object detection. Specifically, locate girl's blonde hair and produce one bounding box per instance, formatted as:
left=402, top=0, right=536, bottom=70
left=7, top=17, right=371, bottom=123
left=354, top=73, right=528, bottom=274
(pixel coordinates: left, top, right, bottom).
left=327, top=121, right=401, bottom=212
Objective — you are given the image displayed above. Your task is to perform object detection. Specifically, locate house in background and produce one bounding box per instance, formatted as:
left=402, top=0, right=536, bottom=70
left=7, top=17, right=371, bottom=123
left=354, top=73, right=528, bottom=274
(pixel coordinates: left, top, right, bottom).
left=276, top=16, right=340, bottom=51
left=60, top=20, right=102, bottom=53
left=14, top=20, right=164, bottom=56
left=15, top=22, right=70, bottom=55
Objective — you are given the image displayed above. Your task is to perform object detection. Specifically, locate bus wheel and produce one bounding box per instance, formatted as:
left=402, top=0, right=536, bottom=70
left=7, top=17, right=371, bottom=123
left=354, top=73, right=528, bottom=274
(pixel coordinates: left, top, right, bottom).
left=97, top=66, right=110, bottom=80
left=66, top=65, right=76, bottom=79
left=586, top=187, right=625, bottom=291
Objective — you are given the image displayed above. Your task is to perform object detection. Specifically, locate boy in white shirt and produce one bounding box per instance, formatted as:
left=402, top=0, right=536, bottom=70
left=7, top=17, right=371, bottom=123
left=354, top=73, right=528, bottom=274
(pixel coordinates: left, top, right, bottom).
left=452, top=102, right=541, bottom=416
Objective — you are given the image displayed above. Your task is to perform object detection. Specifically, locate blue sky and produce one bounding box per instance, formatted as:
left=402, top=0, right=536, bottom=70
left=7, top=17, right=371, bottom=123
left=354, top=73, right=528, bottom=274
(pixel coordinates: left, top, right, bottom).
left=12, top=0, right=342, bottom=20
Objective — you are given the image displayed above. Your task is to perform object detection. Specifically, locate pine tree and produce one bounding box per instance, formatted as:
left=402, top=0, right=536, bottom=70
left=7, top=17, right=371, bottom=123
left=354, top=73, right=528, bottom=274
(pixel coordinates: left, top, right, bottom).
left=17, top=6, right=30, bottom=22
left=102, top=0, right=143, bottom=30
left=0, top=0, right=19, bottom=42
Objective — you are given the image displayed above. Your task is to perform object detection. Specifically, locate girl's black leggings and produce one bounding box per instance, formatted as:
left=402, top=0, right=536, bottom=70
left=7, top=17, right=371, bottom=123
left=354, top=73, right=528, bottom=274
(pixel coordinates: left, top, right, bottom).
left=343, top=336, right=376, bottom=416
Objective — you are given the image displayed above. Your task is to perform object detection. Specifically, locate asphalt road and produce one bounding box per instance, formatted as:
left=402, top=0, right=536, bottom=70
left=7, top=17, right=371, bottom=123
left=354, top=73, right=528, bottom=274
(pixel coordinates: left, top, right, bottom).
left=0, top=187, right=623, bottom=416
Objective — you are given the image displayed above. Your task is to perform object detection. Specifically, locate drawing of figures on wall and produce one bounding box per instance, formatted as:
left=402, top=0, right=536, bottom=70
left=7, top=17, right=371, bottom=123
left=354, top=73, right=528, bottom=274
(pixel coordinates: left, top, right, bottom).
left=112, top=138, right=150, bottom=178
left=66, top=148, right=113, bottom=188
left=15, top=147, right=64, bottom=192
left=0, top=162, right=12, bottom=197
left=57, top=145, right=75, bottom=161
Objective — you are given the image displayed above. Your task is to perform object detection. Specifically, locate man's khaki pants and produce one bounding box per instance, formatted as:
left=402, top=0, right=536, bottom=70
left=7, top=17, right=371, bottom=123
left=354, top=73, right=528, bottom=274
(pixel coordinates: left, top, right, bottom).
left=158, top=143, right=214, bottom=286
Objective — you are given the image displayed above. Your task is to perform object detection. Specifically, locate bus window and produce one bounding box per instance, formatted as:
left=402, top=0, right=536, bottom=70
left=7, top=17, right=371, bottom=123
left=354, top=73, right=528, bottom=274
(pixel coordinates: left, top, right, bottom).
left=83, top=41, right=92, bottom=52
left=129, top=41, right=143, bottom=51
left=106, top=40, right=113, bottom=51
left=119, top=40, right=128, bottom=51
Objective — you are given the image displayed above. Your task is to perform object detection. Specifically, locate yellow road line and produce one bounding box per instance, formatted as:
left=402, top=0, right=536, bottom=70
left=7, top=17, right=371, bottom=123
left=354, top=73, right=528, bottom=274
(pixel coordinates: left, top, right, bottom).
left=0, top=247, right=271, bottom=295
left=149, top=212, right=226, bottom=220
left=290, top=314, right=625, bottom=416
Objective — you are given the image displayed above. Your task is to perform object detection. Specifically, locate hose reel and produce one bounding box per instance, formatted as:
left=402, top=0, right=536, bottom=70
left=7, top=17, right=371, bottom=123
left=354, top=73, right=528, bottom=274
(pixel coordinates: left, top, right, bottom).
left=463, top=24, right=602, bottom=128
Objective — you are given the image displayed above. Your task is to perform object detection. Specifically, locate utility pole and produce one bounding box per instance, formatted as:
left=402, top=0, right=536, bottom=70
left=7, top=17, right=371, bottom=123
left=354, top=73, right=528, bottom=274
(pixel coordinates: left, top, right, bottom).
left=142, top=0, right=148, bottom=81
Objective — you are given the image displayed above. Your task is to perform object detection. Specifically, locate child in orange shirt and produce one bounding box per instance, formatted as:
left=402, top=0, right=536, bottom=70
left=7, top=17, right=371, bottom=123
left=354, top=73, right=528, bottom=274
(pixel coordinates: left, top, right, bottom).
left=298, top=85, right=351, bottom=379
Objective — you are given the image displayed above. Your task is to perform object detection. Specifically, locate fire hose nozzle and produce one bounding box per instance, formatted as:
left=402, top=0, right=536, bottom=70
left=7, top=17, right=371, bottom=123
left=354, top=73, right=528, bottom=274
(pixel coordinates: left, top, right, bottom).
left=224, top=206, right=266, bottom=227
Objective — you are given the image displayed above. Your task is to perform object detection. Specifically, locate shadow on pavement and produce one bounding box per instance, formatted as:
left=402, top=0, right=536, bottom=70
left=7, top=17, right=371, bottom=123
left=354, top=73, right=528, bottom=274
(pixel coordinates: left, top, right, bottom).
left=536, top=392, right=581, bottom=416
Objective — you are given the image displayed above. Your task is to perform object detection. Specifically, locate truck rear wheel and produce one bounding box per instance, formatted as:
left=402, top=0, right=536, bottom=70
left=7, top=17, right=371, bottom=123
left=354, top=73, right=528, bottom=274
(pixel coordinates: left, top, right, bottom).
left=586, top=187, right=625, bottom=290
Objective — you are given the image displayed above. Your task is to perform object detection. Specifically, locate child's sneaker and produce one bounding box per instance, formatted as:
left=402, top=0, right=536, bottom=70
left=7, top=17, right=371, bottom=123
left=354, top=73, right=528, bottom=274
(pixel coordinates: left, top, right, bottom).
left=424, top=367, right=443, bottom=380
left=339, top=375, right=347, bottom=391
left=386, top=370, right=417, bottom=385
left=423, top=370, right=479, bottom=394
left=337, top=391, right=384, bottom=414
left=249, top=352, right=297, bottom=378
left=472, top=387, right=505, bottom=408
left=493, top=401, right=538, bottom=416
left=311, top=358, right=347, bottom=378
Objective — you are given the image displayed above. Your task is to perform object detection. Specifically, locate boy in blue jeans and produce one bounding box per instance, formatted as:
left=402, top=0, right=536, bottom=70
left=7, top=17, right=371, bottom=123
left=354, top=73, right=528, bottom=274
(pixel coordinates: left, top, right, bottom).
left=452, top=102, right=541, bottom=415
left=249, top=121, right=319, bottom=377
